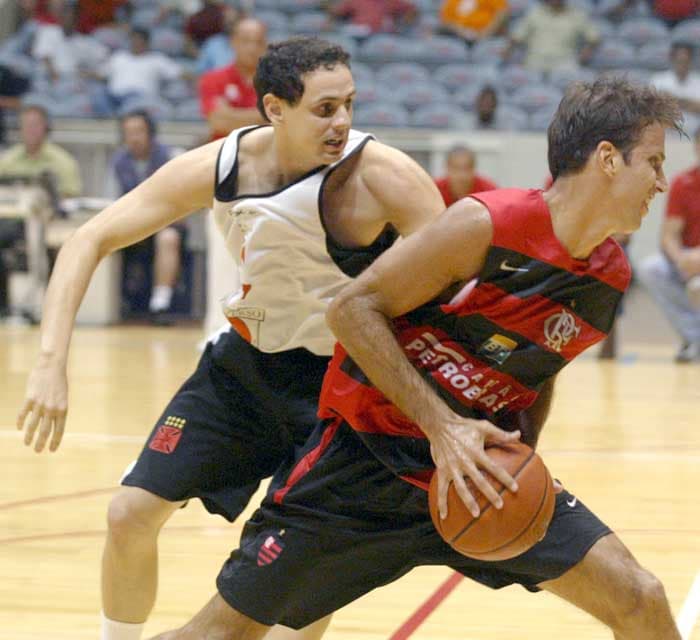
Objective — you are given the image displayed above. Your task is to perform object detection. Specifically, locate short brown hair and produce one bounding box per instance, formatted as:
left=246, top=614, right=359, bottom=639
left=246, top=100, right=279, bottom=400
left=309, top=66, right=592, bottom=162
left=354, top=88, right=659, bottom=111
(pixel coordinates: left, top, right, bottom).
left=548, top=77, right=683, bottom=180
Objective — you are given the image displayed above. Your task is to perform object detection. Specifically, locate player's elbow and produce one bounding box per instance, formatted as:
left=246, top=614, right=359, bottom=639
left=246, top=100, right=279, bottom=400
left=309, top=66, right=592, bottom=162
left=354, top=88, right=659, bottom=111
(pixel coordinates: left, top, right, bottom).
left=326, top=290, right=351, bottom=339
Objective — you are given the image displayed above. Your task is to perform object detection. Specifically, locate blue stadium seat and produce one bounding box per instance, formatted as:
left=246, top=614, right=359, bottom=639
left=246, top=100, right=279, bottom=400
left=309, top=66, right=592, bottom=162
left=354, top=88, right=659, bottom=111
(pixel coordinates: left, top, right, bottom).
left=492, top=104, right=529, bottom=131
left=357, top=35, right=414, bottom=64
left=497, top=65, right=542, bottom=95
left=322, top=33, right=358, bottom=59
left=151, top=28, right=185, bottom=57
left=528, top=103, right=560, bottom=132
left=92, top=26, right=126, bottom=51
left=349, top=62, right=374, bottom=85
left=173, top=99, right=202, bottom=121
left=290, top=12, right=327, bottom=34
left=394, top=81, right=450, bottom=111
left=411, top=103, right=467, bottom=128
left=131, top=6, right=160, bottom=29
left=471, top=37, right=509, bottom=64
left=636, top=42, right=671, bottom=71
left=548, top=66, right=596, bottom=92
left=276, top=0, right=322, bottom=12
left=256, top=10, right=288, bottom=34
left=412, top=35, right=468, bottom=65
left=163, top=79, right=195, bottom=103
left=510, top=84, right=562, bottom=115
left=589, top=41, right=636, bottom=70
left=618, top=17, right=669, bottom=47
left=119, top=97, right=174, bottom=121
left=375, top=63, right=430, bottom=87
left=353, top=78, right=381, bottom=106
left=434, top=64, right=499, bottom=93
left=671, top=19, right=700, bottom=44
left=353, top=102, right=410, bottom=128
left=509, top=0, right=535, bottom=19
left=453, top=84, right=498, bottom=111
left=51, top=94, right=94, bottom=118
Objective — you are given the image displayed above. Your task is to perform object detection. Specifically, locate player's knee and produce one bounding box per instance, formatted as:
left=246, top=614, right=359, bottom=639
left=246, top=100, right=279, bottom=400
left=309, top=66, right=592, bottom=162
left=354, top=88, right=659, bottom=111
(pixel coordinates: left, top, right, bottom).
left=613, top=567, right=668, bottom=630
left=106, top=491, right=166, bottom=543
left=156, top=228, right=181, bottom=254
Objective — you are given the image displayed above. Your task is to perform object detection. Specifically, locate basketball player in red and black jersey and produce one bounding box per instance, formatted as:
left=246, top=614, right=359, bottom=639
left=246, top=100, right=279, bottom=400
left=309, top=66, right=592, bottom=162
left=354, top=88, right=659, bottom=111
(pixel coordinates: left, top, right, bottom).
left=147, top=78, right=683, bottom=639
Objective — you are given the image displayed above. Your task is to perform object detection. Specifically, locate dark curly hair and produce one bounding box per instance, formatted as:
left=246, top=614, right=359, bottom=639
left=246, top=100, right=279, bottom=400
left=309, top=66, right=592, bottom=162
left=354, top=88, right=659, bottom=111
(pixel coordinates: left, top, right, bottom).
left=548, top=77, right=684, bottom=181
left=254, top=37, right=351, bottom=121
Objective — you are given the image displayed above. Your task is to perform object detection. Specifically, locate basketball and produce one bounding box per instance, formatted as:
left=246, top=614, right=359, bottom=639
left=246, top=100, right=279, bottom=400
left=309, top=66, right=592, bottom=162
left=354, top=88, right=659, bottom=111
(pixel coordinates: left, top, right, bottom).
left=429, top=442, right=555, bottom=561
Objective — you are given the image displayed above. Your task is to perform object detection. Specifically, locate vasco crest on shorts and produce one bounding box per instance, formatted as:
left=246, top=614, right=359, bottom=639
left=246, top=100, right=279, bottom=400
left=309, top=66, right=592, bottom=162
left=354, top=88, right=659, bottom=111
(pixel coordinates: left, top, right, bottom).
left=148, top=416, right=186, bottom=454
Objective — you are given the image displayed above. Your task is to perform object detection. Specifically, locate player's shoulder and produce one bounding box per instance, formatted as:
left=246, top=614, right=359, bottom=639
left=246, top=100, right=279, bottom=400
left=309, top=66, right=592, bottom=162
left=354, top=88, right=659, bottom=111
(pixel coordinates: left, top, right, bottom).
left=357, top=140, right=433, bottom=194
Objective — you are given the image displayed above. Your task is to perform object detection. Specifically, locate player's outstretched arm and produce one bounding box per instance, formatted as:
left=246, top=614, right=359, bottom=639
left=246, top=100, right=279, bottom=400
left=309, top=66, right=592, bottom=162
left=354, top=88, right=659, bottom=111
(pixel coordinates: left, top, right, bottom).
left=327, top=199, right=521, bottom=519
left=17, top=140, right=222, bottom=454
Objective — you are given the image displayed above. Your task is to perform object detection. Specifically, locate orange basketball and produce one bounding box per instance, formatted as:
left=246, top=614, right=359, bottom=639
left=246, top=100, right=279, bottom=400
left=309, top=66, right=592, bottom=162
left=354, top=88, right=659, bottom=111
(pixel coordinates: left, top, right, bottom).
left=429, top=442, right=555, bottom=561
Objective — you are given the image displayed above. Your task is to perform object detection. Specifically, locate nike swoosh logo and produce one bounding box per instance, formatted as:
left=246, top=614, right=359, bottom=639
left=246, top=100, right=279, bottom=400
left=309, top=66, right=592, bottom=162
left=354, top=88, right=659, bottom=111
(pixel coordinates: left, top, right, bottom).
left=566, top=497, right=577, bottom=508
left=500, top=260, right=529, bottom=272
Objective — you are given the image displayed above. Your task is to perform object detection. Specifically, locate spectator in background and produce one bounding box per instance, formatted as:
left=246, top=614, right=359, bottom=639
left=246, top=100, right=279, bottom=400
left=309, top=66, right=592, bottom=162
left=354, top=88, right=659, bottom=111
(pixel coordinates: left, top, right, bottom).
left=31, top=3, right=108, bottom=83
left=21, top=0, right=62, bottom=25
left=0, top=104, right=81, bottom=318
left=0, top=104, right=81, bottom=197
left=108, top=110, right=184, bottom=321
left=639, top=126, right=700, bottom=363
left=438, top=0, right=509, bottom=44
left=651, top=43, right=700, bottom=120
left=199, top=16, right=267, bottom=139
left=472, top=85, right=499, bottom=129
left=434, top=145, right=497, bottom=207
left=504, top=0, right=599, bottom=73
left=0, top=65, right=31, bottom=145
left=326, top=0, right=417, bottom=37
left=90, top=27, right=185, bottom=117
left=651, top=0, right=698, bottom=26
left=194, top=4, right=239, bottom=74
left=75, top=0, right=129, bottom=34
left=186, top=0, right=227, bottom=47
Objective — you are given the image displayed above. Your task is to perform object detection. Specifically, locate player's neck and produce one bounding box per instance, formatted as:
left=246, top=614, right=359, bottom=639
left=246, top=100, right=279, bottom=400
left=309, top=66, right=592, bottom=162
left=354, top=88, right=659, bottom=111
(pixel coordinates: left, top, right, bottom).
left=271, top=136, right=323, bottom=184
left=544, top=176, right=615, bottom=260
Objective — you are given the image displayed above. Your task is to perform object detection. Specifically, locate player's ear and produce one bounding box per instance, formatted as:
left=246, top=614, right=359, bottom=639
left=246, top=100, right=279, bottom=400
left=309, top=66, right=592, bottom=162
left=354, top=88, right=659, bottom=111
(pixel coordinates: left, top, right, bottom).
left=597, top=140, right=620, bottom=177
left=263, top=94, right=283, bottom=124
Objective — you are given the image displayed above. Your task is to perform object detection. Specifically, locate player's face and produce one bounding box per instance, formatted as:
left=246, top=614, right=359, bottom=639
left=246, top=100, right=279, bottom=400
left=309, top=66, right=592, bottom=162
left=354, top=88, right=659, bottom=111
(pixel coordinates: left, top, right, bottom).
left=284, top=65, right=355, bottom=165
left=232, top=20, right=267, bottom=70
left=20, top=110, right=48, bottom=152
left=612, top=122, right=668, bottom=232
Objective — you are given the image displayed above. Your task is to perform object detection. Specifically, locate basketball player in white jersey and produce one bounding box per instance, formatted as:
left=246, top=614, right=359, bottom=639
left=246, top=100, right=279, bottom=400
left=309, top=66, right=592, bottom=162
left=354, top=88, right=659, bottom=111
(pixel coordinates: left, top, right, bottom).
left=16, top=37, right=457, bottom=640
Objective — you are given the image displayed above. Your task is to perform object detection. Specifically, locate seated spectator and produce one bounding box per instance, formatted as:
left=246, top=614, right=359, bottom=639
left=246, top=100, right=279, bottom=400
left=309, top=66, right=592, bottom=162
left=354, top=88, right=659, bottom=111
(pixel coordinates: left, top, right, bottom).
left=75, top=0, right=129, bottom=33
left=186, top=0, right=227, bottom=47
left=108, top=110, right=183, bottom=321
left=651, top=43, right=700, bottom=119
left=0, top=65, right=31, bottom=145
left=651, top=0, right=698, bottom=26
left=327, top=0, right=417, bottom=37
left=505, top=0, right=599, bottom=72
left=194, top=4, right=239, bottom=74
left=21, top=0, right=62, bottom=25
left=0, top=104, right=81, bottom=318
left=434, top=144, right=497, bottom=207
left=439, top=0, right=509, bottom=44
left=599, top=0, right=648, bottom=23
left=90, top=27, right=186, bottom=117
left=472, top=85, right=499, bottom=129
left=639, top=126, right=700, bottom=363
left=31, top=2, right=108, bottom=83
left=199, top=16, right=267, bottom=139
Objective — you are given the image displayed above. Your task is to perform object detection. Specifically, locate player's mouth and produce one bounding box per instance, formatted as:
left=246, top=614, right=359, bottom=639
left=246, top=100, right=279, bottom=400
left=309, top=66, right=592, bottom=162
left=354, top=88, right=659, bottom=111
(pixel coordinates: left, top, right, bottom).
left=323, top=137, right=346, bottom=153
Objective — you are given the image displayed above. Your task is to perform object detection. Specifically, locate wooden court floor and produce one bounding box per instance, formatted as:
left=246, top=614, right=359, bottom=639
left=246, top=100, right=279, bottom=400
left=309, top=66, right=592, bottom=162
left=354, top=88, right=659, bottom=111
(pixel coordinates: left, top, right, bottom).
left=2, top=295, right=699, bottom=640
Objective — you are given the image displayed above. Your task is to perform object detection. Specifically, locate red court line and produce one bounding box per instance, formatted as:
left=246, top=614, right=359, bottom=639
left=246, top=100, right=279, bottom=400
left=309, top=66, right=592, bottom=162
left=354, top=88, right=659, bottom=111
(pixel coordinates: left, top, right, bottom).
left=389, top=572, right=464, bottom=640
left=0, top=487, right=116, bottom=511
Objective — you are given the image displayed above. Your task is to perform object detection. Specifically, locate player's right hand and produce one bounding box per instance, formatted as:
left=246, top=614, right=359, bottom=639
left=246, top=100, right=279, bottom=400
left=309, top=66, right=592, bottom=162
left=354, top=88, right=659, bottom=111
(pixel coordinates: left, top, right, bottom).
left=17, top=358, right=68, bottom=453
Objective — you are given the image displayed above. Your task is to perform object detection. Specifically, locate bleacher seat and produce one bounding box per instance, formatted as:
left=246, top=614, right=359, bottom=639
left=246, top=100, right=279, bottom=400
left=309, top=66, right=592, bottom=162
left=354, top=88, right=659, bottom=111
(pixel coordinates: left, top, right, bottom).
left=353, top=78, right=381, bottom=106
left=617, top=17, right=669, bottom=47
left=498, top=65, right=542, bottom=95
left=548, top=66, right=596, bottom=92
left=590, top=20, right=617, bottom=40
left=92, top=26, right=125, bottom=51
left=151, top=28, right=186, bottom=57
left=411, top=103, right=466, bottom=128
left=353, top=102, right=410, bottom=128
left=492, top=105, right=529, bottom=131
left=163, top=79, right=195, bottom=103
left=671, top=19, right=700, bottom=44
left=256, top=10, right=288, bottom=34
left=528, top=103, right=560, bottom=132
left=357, top=35, right=414, bottom=64
left=589, top=41, right=636, bottom=70
left=322, top=33, right=358, bottom=59
left=509, top=84, right=562, bottom=115
left=509, top=0, right=535, bottom=18
left=173, top=99, right=202, bottom=121
left=51, top=94, right=94, bottom=118
left=131, top=6, right=160, bottom=29
left=636, top=42, right=671, bottom=71
left=276, top=0, right=322, bottom=12
left=412, top=35, right=467, bottom=65
left=395, top=82, right=451, bottom=111
left=434, top=64, right=499, bottom=94
left=118, top=97, right=174, bottom=121
left=471, top=37, right=509, bottom=64
left=290, top=12, right=327, bottom=34
left=348, top=62, right=374, bottom=85
left=376, top=63, right=430, bottom=87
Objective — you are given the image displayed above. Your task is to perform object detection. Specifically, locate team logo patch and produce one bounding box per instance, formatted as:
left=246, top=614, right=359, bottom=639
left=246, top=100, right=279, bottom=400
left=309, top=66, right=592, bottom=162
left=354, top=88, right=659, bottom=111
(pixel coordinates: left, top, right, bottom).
left=544, top=310, right=581, bottom=352
left=477, top=334, right=518, bottom=364
left=257, top=534, right=285, bottom=567
left=148, top=416, right=186, bottom=454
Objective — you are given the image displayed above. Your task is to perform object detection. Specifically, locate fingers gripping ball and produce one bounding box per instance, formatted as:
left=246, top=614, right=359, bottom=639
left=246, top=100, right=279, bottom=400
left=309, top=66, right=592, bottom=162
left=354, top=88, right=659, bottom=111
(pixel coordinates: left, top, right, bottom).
left=429, top=443, right=555, bottom=561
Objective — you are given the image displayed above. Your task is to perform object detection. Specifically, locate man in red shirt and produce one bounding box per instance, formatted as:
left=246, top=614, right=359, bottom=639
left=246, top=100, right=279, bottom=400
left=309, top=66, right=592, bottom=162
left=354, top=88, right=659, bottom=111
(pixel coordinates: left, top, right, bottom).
left=198, top=16, right=267, bottom=139
left=434, top=145, right=497, bottom=207
left=639, top=126, right=700, bottom=362
left=328, top=0, right=417, bottom=35
left=652, top=0, right=698, bottom=25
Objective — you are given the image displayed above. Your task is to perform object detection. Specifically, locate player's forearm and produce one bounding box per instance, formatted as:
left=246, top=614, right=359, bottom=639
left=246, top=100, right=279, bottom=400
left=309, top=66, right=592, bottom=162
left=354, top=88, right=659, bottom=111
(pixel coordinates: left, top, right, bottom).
left=327, top=294, right=456, bottom=436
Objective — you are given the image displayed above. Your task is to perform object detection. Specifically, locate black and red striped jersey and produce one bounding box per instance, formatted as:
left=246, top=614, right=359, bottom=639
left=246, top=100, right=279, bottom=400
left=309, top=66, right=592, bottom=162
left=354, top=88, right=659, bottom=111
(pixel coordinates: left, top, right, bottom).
left=318, top=188, right=631, bottom=487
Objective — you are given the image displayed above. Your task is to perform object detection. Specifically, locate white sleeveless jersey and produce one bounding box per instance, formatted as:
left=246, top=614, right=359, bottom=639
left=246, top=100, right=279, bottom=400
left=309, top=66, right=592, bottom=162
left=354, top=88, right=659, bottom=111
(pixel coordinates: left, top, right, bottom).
left=211, top=125, right=392, bottom=356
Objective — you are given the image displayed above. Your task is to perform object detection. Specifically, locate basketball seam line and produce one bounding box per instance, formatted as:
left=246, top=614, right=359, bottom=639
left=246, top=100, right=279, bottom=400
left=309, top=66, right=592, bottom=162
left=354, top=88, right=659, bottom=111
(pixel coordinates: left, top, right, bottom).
left=448, top=449, right=536, bottom=544
left=464, top=467, right=552, bottom=557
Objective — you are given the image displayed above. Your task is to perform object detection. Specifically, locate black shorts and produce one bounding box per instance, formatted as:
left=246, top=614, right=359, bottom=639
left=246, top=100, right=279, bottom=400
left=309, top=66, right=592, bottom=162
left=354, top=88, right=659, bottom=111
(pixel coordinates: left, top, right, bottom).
left=121, top=329, right=330, bottom=521
left=216, top=420, right=612, bottom=629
